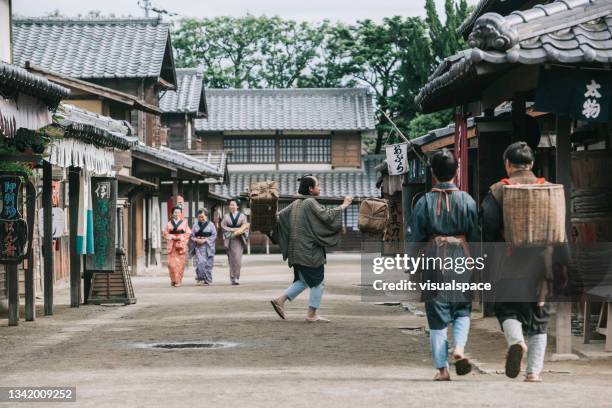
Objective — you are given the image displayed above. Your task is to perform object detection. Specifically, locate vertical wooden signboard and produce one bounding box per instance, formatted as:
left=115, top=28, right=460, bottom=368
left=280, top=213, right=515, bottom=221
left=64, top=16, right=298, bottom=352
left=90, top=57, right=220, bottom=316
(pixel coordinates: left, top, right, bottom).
left=86, top=177, right=117, bottom=271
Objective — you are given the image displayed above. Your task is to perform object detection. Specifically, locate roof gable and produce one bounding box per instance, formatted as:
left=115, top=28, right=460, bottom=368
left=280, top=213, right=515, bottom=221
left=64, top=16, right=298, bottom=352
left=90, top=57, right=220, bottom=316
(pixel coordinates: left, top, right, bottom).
left=159, top=68, right=206, bottom=116
left=195, top=88, right=376, bottom=132
left=417, top=0, right=612, bottom=113
left=12, top=18, right=176, bottom=86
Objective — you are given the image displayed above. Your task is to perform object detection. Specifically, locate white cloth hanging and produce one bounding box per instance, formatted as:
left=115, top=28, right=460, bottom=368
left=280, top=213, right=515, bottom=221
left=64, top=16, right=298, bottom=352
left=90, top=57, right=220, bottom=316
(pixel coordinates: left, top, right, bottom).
left=47, top=138, right=115, bottom=175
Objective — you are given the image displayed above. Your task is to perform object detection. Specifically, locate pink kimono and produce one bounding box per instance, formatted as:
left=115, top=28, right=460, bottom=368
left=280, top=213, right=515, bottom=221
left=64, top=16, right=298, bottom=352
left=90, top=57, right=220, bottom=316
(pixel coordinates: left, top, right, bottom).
left=163, top=218, right=191, bottom=285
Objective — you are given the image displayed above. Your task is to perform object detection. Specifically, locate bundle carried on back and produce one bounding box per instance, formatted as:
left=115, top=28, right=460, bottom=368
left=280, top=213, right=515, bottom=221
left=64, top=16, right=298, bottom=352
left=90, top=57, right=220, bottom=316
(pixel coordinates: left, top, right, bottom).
left=502, top=181, right=566, bottom=246
left=249, top=181, right=279, bottom=233
left=358, top=198, right=389, bottom=234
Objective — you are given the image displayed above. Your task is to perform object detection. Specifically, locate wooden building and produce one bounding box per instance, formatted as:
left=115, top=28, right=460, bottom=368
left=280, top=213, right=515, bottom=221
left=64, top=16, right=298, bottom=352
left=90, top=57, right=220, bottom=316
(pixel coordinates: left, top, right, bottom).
left=11, top=17, right=227, bottom=273
left=415, top=0, right=612, bottom=354
left=195, top=88, right=382, bottom=252
left=0, top=61, right=70, bottom=318
left=160, top=68, right=207, bottom=151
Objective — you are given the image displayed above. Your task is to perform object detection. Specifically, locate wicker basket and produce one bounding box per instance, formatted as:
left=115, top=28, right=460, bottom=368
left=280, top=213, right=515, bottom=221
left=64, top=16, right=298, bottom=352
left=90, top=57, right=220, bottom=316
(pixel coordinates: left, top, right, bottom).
left=358, top=198, right=389, bottom=234
left=249, top=181, right=279, bottom=233
left=502, top=184, right=566, bottom=246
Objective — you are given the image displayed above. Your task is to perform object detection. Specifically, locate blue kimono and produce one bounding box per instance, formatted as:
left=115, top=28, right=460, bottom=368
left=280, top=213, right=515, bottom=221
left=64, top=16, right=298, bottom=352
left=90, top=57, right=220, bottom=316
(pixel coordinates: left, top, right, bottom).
left=189, top=221, right=217, bottom=283
left=410, top=181, right=480, bottom=330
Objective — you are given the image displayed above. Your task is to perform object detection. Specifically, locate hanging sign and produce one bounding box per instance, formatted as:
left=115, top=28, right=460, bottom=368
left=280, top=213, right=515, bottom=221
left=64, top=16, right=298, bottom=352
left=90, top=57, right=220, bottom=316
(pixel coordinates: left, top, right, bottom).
left=37, top=207, right=66, bottom=238
left=0, top=176, right=28, bottom=263
left=86, top=177, right=117, bottom=272
left=385, top=143, right=409, bottom=176
left=534, top=67, right=611, bottom=123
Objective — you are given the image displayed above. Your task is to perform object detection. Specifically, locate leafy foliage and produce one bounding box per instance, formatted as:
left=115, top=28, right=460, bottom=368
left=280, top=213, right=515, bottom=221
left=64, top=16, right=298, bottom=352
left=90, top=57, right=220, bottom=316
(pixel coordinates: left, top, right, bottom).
left=172, top=1, right=473, bottom=152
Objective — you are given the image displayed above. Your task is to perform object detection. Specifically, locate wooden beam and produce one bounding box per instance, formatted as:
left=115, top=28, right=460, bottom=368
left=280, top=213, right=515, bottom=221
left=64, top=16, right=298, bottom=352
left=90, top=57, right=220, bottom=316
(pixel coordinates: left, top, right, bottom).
left=512, top=95, right=527, bottom=143
left=24, top=245, right=35, bottom=321
left=68, top=167, right=81, bottom=308
left=606, top=302, right=612, bottom=352
left=172, top=179, right=179, bottom=207
left=7, top=264, right=19, bottom=326
left=555, top=115, right=573, bottom=356
left=43, top=161, right=54, bottom=316
left=189, top=181, right=195, bottom=224
left=194, top=180, right=200, bottom=213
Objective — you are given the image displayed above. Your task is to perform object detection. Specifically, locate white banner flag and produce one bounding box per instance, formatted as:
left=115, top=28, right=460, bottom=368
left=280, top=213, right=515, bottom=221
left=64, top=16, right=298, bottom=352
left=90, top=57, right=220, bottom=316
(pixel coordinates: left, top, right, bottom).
left=385, top=143, right=409, bottom=176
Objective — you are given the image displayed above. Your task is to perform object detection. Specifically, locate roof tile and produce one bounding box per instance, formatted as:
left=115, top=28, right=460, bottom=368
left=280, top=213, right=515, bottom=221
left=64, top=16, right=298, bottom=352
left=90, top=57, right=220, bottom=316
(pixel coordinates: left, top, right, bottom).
left=12, top=18, right=173, bottom=80
left=195, top=88, right=376, bottom=132
left=159, top=68, right=206, bottom=115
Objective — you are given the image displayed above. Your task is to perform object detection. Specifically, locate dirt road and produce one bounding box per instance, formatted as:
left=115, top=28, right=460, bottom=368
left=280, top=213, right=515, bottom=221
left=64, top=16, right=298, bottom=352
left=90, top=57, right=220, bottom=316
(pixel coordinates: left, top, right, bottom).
left=2, top=254, right=611, bottom=407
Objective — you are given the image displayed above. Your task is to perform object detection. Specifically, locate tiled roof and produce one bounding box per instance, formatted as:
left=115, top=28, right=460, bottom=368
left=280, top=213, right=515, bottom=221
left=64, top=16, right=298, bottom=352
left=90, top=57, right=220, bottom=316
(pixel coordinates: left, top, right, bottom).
left=0, top=61, right=70, bottom=108
left=132, top=143, right=222, bottom=178
left=57, top=103, right=137, bottom=150
left=195, top=88, right=376, bottom=132
left=182, top=150, right=229, bottom=184
left=457, top=0, right=532, bottom=37
left=416, top=0, right=612, bottom=113
left=159, top=68, right=206, bottom=116
left=12, top=18, right=176, bottom=84
left=212, top=155, right=384, bottom=200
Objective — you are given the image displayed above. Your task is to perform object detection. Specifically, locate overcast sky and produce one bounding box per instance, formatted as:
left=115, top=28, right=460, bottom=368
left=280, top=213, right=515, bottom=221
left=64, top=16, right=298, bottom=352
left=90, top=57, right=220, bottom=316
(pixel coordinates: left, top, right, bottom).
left=13, top=0, right=477, bottom=23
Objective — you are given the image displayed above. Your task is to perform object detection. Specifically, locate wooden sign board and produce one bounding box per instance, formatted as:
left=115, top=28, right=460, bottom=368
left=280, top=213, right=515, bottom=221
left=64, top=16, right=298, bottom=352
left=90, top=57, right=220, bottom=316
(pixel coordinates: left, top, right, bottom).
left=0, top=175, right=28, bottom=263
left=86, top=177, right=117, bottom=272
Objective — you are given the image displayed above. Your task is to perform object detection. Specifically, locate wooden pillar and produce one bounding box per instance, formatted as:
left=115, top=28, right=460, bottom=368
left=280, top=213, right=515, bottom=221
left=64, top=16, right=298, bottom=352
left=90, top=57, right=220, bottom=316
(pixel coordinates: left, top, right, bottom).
left=7, top=264, right=19, bottom=326
left=24, top=246, right=35, bottom=321
left=194, top=180, right=200, bottom=214
left=606, top=303, right=612, bottom=352
left=129, top=197, right=138, bottom=276
left=512, top=95, right=526, bottom=143
left=144, top=196, right=149, bottom=268
left=43, top=161, right=54, bottom=315
left=172, top=173, right=179, bottom=207
left=554, top=115, right=575, bottom=358
left=68, top=167, right=81, bottom=308
left=189, top=180, right=195, bottom=224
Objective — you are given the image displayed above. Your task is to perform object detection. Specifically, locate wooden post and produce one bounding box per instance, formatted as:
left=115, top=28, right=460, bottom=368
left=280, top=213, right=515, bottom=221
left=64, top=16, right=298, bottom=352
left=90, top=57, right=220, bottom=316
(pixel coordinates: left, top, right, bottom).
left=130, top=197, right=138, bottom=276
left=43, top=161, right=54, bottom=315
left=606, top=303, right=612, bottom=352
left=553, top=115, right=576, bottom=359
left=68, top=167, right=81, bottom=308
left=144, top=196, right=150, bottom=268
left=512, top=95, right=526, bottom=143
left=172, top=175, right=179, bottom=207
left=24, top=248, right=35, bottom=321
left=7, top=264, right=19, bottom=326
left=194, top=180, right=200, bottom=214
left=189, top=180, right=195, bottom=224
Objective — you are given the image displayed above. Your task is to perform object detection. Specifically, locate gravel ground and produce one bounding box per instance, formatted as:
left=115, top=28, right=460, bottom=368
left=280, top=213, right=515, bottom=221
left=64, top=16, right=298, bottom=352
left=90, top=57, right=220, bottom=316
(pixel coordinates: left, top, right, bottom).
left=1, top=254, right=611, bottom=408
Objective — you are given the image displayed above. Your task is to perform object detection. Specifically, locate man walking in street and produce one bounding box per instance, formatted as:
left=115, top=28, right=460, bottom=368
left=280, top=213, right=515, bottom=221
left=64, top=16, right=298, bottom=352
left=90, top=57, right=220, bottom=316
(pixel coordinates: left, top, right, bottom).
left=410, top=149, right=480, bottom=381
left=481, top=141, right=567, bottom=382
left=269, top=175, right=352, bottom=322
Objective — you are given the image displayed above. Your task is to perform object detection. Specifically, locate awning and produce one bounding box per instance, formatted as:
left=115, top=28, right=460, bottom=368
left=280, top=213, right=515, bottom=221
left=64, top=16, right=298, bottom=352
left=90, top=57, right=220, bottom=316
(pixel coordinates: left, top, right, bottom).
left=116, top=173, right=157, bottom=189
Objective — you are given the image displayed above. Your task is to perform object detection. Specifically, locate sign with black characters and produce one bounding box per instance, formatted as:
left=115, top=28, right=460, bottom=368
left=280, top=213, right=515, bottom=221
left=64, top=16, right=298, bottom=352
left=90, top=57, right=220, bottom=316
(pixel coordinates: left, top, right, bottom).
left=385, top=142, right=409, bottom=176
left=0, top=175, right=28, bottom=263
left=86, top=177, right=117, bottom=272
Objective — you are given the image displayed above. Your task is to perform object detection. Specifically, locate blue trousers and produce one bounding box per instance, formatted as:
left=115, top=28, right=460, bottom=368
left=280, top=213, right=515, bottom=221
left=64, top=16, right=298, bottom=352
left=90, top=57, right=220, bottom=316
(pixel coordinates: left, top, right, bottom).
left=430, top=315, right=470, bottom=369
left=285, top=272, right=324, bottom=309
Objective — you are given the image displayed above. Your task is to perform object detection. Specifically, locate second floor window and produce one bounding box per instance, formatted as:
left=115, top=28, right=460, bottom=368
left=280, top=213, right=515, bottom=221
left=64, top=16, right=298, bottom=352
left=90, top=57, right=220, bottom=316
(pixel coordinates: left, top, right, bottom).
left=224, top=137, right=275, bottom=163
left=280, top=137, right=331, bottom=163
left=224, top=136, right=332, bottom=164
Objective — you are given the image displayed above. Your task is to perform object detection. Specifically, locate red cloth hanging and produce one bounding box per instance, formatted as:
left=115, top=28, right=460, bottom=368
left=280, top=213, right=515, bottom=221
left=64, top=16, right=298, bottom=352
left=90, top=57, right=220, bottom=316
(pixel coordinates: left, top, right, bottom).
left=454, top=109, right=469, bottom=192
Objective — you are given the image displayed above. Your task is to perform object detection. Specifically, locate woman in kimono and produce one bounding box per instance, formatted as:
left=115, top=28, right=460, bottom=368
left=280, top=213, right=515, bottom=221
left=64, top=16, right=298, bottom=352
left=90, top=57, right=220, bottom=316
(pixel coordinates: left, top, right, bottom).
left=221, top=198, right=250, bottom=285
left=162, top=206, right=191, bottom=287
left=189, top=208, right=217, bottom=285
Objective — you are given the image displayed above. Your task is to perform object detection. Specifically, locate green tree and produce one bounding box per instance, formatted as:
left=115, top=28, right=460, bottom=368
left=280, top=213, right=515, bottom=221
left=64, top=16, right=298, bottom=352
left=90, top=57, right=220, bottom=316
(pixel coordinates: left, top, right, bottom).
left=258, top=18, right=326, bottom=88
left=173, top=16, right=267, bottom=88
